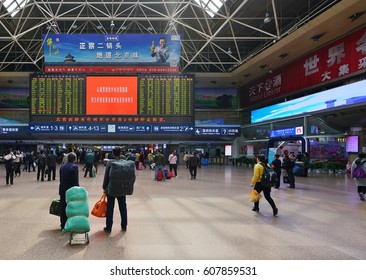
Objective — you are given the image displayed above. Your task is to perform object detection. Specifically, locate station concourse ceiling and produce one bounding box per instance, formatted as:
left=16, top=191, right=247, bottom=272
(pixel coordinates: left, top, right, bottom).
left=1, top=0, right=366, bottom=88
left=1, top=0, right=366, bottom=142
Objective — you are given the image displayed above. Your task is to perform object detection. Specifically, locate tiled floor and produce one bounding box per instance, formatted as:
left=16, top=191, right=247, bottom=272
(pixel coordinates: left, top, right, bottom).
left=0, top=163, right=365, bottom=260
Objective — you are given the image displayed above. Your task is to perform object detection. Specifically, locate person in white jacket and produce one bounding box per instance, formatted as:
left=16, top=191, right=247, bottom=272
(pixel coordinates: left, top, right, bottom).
left=351, top=152, right=366, bottom=201
left=4, top=149, right=16, bottom=185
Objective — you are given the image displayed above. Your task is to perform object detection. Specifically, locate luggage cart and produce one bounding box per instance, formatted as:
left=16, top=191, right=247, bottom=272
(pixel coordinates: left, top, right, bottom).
left=64, top=186, right=90, bottom=245
left=69, top=231, right=89, bottom=245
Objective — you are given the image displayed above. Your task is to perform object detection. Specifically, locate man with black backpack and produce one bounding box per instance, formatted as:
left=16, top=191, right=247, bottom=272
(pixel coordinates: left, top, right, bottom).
left=102, top=148, right=135, bottom=233
left=351, top=152, right=366, bottom=201
left=250, top=155, right=278, bottom=216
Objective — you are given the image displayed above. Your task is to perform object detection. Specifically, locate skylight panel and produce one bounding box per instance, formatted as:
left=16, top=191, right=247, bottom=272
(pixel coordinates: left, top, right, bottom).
left=194, top=0, right=225, bottom=18
left=3, top=0, right=29, bottom=17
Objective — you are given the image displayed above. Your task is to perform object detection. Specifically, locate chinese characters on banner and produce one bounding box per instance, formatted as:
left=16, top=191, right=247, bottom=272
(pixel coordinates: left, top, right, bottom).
left=243, top=26, right=366, bottom=106
left=43, top=34, right=181, bottom=73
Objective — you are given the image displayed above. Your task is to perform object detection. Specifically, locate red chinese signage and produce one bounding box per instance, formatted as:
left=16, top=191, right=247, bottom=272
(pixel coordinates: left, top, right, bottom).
left=54, top=116, right=166, bottom=123
left=45, top=65, right=179, bottom=73
left=242, top=26, right=366, bottom=106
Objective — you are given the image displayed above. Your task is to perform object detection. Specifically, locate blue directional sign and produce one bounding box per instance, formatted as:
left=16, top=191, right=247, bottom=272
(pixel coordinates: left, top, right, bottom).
left=69, top=124, right=107, bottom=133
left=151, top=124, right=194, bottom=134
left=115, top=124, right=151, bottom=133
left=29, top=124, right=67, bottom=133
left=29, top=123, right=194, bottom=135
left=0, top=125, right=28, bottom=135
left=194, top=125, right=241, bottom=136
left=269, top=126, right=303, bottom=137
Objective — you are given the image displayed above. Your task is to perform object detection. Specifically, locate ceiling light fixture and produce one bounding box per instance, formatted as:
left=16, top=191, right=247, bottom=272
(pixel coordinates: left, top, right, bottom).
left=264, top=0, right=271, bottom=24
left=264, top=13, right=271, bottom=24
left=227, top=47, right=232, bottom=55
left=97, top=25, right=103, bottom=30
left=51, top=22, right=57, bottom=27
left=310, top=33, right=325, bottom=41
left=348, top=12, right=365, bottom=21
left=110, top=21, right=115, bottom=28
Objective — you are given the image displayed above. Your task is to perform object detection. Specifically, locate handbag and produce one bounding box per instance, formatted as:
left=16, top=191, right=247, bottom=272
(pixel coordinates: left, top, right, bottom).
left=91, top=193, right=107, bottom=218
left=249, top=188, right=262, bottom=203
left=49, top=198, right=61, bottom=216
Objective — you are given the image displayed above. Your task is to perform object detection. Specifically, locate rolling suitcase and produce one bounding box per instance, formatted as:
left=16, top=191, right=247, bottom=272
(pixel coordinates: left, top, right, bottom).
left=157, top=169, right=163, bottom=181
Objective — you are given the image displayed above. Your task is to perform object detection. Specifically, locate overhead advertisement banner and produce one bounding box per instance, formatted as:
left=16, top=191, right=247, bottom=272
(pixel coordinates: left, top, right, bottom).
left=43, top=33, right=181, bottom=73
left=0, top=88, right=29, bottom=109
left=242, top=25, right=366, bottom=106
left=251, top=79, right=366, bottom=124
left=195, top=88, right=238, bottom=109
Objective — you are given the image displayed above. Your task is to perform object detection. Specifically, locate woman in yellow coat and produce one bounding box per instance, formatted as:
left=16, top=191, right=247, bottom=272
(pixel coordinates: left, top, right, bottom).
left=251, top=155, right=278, bottom=216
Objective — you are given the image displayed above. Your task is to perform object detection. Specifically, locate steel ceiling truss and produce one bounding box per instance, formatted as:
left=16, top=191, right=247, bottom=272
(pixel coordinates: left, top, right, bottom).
left=0, top=0, right=338, bottom=72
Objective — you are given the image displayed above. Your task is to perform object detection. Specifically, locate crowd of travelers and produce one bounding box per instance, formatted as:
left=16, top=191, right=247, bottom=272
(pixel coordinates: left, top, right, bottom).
left=2, top=147, right=206, bottom=185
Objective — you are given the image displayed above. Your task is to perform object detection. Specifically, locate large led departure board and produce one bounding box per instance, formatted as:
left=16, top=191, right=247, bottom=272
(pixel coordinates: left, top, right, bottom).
left=139, top=74, right=193, bottom=121
left=29, top=73, right=195, bottom=134
left=30, top=74, right=85, bottom=116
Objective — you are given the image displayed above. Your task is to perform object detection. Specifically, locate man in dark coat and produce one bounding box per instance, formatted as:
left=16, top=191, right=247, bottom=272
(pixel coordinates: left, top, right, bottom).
left=102, top=148, right=130, bottom=233
left=36, top=149, right=47, bottom=181
left=84, top=150, right=95, bottom=177
left=59, top=152, right=79, bottom=230
left=188, top=151, right=200, bottom=179
left=46, top=151, right=58, bottom=181
left=271, top=154, right=282, bottom=189
left=282, top=154, right=295, bottom=188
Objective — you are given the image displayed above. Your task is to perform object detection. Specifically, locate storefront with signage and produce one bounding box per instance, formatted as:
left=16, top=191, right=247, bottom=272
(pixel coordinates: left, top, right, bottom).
left=239, top=115, right=349, bottom=162
left=238, top=25, right=366, bottom=163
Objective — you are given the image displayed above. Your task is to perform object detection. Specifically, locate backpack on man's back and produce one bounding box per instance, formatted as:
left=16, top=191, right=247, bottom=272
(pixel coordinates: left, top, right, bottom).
left=107, top=159, right=136, bottom=196
left=260, top=163, right=278, bottom=188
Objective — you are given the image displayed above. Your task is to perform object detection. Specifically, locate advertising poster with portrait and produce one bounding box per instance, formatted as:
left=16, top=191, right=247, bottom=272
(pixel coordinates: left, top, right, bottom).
left=42, top=34, right=181, bottom=73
